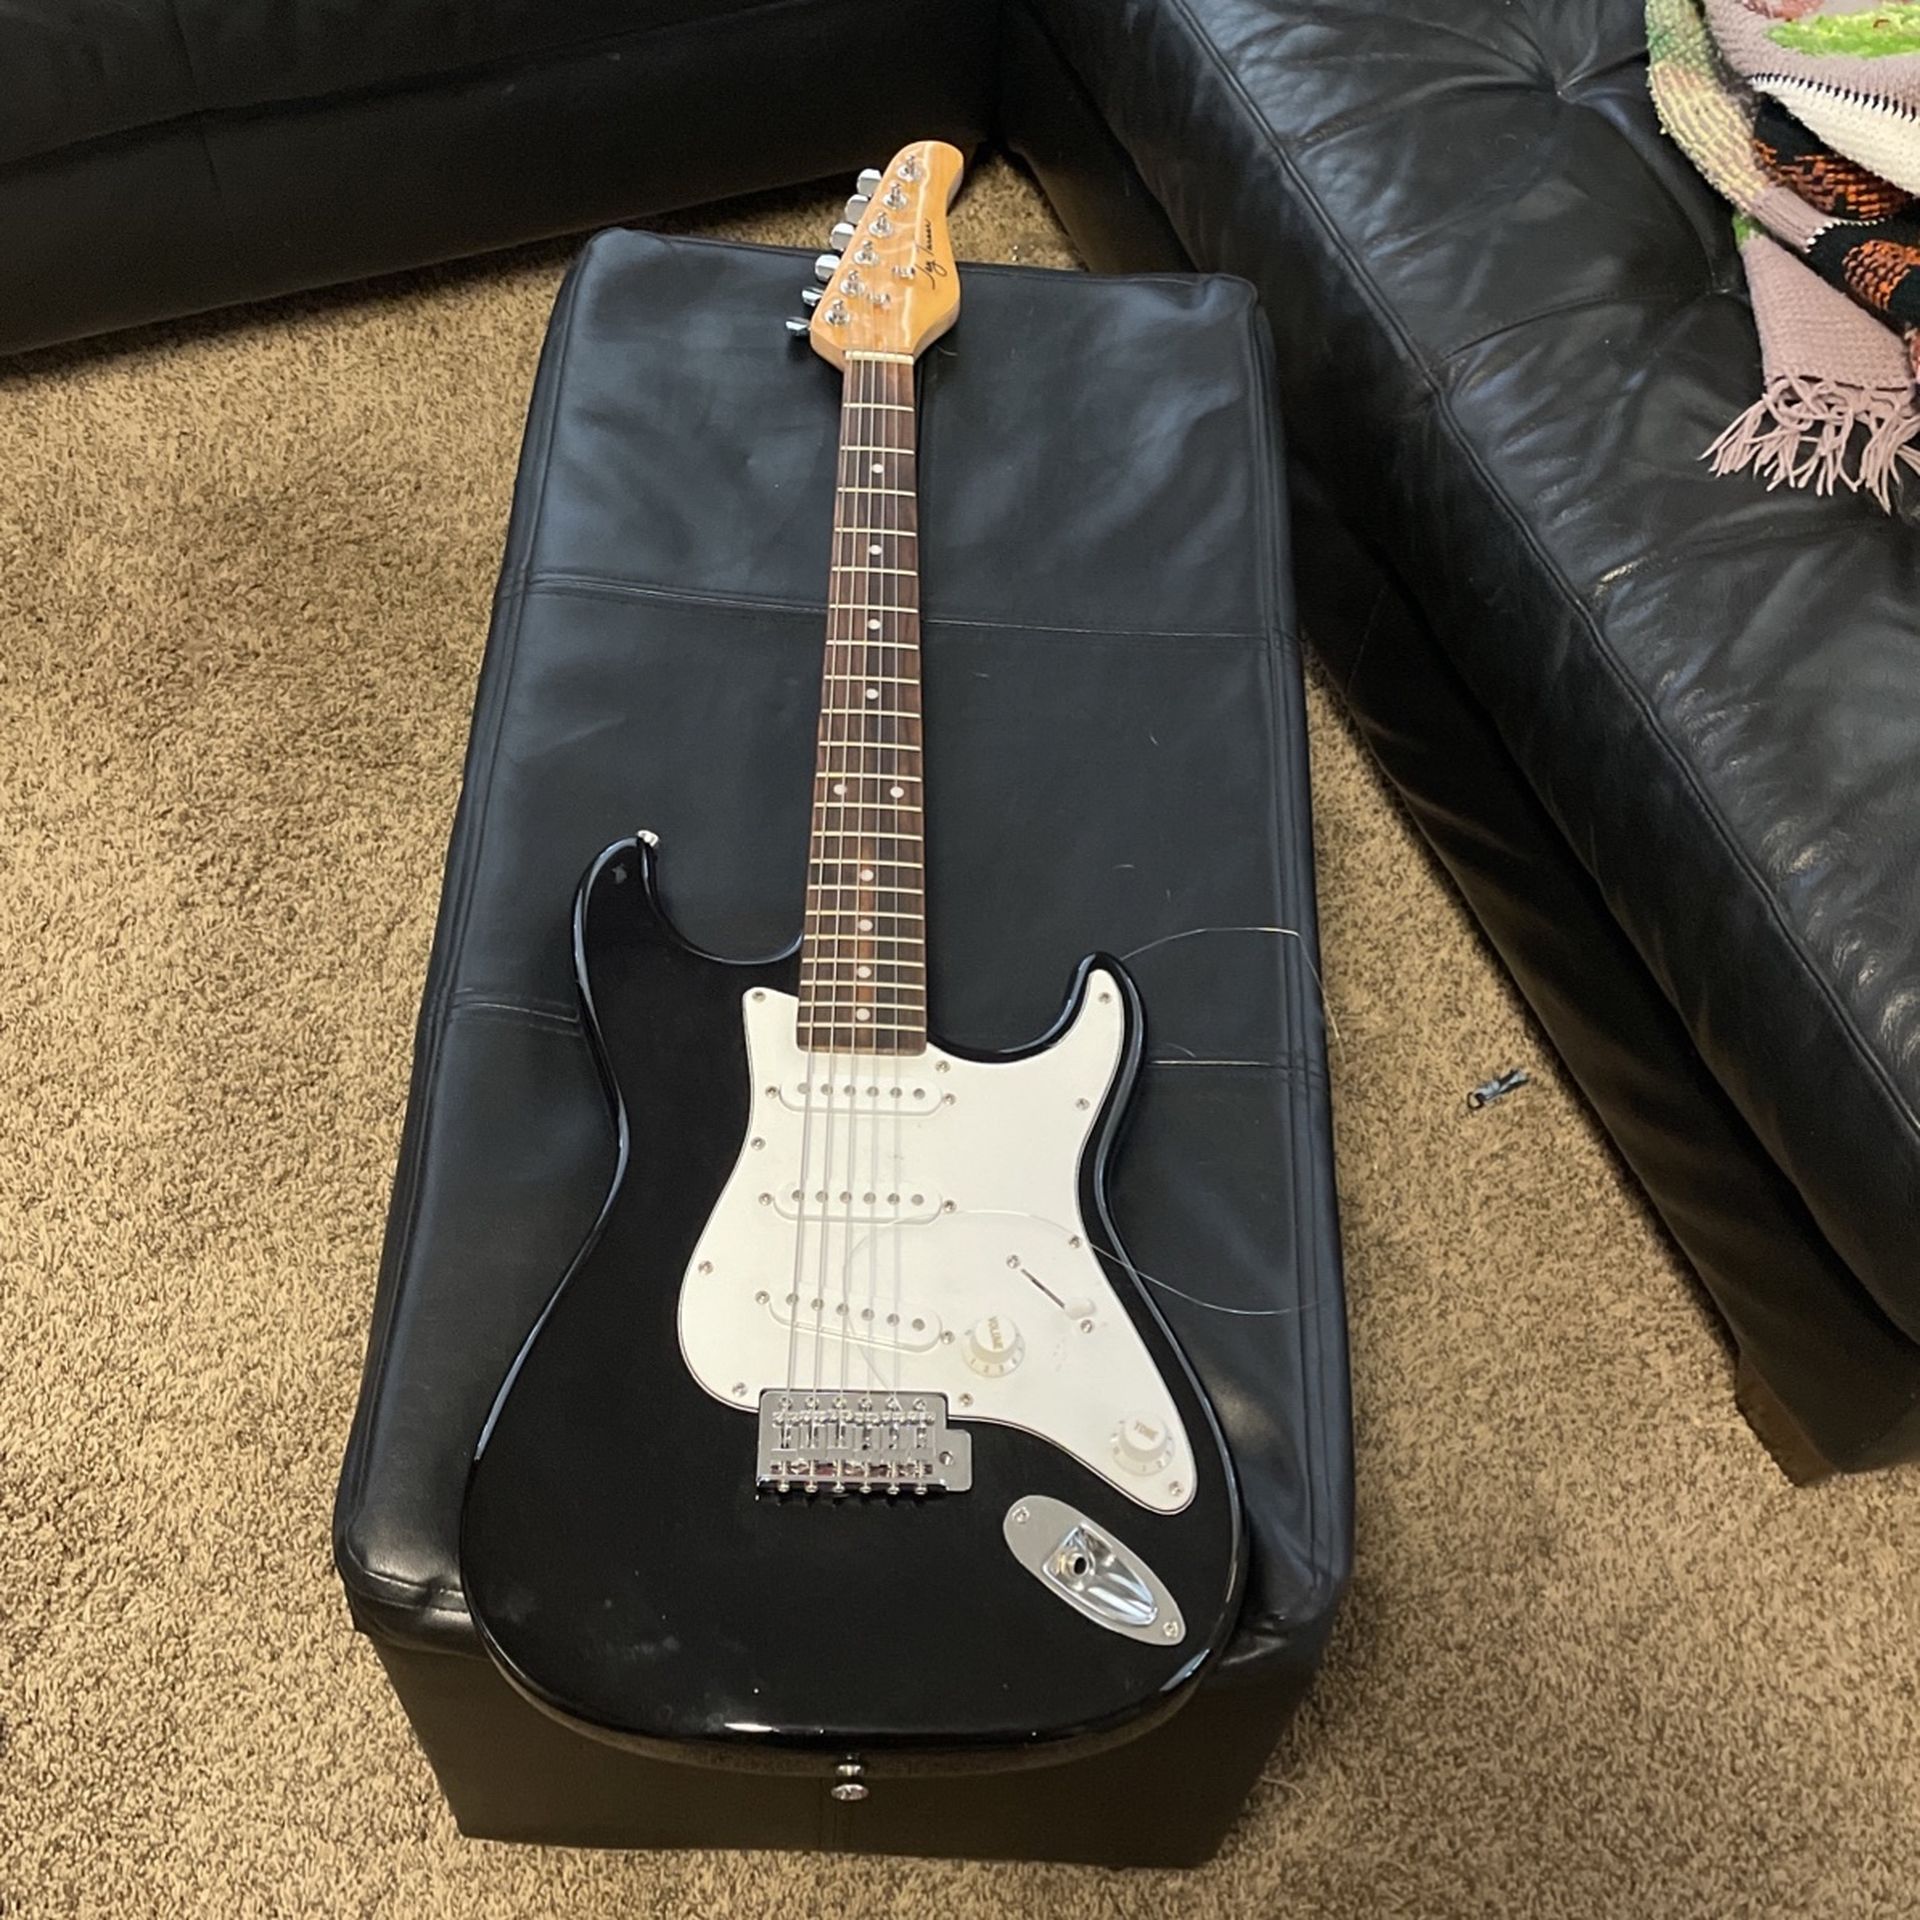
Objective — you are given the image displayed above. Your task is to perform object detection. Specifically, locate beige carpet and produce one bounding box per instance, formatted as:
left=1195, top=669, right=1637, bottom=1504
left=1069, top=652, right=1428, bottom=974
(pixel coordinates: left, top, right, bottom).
left=3, top=157, right=1917, bottom=1920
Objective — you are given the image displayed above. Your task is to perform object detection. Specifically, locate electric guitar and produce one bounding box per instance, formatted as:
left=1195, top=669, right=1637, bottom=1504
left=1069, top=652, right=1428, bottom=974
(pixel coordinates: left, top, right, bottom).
left=460, top=143, right=1245, bottom=1782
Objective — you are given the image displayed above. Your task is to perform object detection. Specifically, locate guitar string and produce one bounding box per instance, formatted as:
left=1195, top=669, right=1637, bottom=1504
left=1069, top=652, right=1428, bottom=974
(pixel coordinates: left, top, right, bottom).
left=852, top=349, right=879, bottom=1397
left=811, top=363, right=853, bottom=1396
left=846, top=348, right=875, bottom=1406
left=875, top=351, right=896, bottom=1404
left=886, top=352, right=911, bottom=1402
left=851, top=351, right=907, bottom=1402
left=824, top=351, right=878, bottom=1399
left=790, top=355, right=864, bottom=1401
left=835, top=353, right=869, bottom=1401
left=787, top=356, right=926, bottom=1418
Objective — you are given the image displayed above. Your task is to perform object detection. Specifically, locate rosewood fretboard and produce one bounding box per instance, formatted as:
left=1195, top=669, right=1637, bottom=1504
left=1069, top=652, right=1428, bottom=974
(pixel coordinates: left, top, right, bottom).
left=796, top=353, right=927, bottom=1057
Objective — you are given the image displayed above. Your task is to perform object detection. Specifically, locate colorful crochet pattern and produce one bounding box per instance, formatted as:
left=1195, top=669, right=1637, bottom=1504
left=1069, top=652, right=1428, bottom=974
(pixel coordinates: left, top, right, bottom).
left=1649, top=0, right=1920, bottom=504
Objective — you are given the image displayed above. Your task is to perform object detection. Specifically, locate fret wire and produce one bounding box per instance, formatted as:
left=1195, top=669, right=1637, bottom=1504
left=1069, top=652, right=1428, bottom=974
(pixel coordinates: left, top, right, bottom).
left=796, top=984, right=929, bottom=993
left=798, top=1023, right=926, bottom=1034
left=800, top=964, right=929, bottom=976
left=800, top=963, right=929, bottom=974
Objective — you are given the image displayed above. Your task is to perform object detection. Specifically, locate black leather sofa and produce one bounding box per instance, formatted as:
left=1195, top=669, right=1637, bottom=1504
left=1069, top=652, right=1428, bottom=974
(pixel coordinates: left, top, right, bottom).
left=15, top=0, right=1915, bottom=1477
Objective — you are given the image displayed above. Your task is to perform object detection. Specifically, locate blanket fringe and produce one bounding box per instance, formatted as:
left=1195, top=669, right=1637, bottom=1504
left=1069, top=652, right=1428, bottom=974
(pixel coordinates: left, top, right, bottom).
left=1705, top=374, right=1920, bottom=509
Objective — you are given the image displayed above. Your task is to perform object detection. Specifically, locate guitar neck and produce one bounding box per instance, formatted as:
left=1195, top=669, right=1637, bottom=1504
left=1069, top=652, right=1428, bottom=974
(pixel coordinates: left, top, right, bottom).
left=796, top=353, right=928, bottom=1058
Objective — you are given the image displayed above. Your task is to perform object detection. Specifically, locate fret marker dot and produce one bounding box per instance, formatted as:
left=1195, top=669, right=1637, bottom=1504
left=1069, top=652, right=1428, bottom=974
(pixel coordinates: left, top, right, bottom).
left=870, top=462, right=883, bottom=474
left=868, top=544, right=881, bottom=556
left=859, top=867, right=875, bottom=881
left=855, top=1008, right=872, bottom=1023
left=867, top=618, right=881, bottom=632
left=866, top=687, right=879, bottom=701
left=856, top=965, right=872, bottom=979
left=858, top=917, right=873, bottom=932
left=832, top=781, right=846, bottom=796
left=889, top=784, right=904, bottom=799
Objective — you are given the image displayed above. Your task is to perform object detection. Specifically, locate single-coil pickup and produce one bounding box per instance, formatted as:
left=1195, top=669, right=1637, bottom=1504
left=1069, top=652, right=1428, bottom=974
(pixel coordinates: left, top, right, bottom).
left=764, top=1289, right=944, bottom=1353
left=770, top=1185, right=944, bottom=1226
left=771, top=1078, right=949, bottom=1116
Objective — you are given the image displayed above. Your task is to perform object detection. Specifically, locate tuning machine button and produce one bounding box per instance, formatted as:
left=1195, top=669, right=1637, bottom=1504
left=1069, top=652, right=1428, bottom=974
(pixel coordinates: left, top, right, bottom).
left=844, top=195, right=870, bottom=222
left=828, top=221, right=857, bottom=249
left=856, top=167, right=884, bottom=196
left=813, top=253, right=841, bottom=283
left=965, top=1315, right=1024, bottom=1378
left=801, top=286, right=822, bottom=309
left=784, top=317, right=811, bottom=336
left=1112, top=1411, right=1174, bottom=1475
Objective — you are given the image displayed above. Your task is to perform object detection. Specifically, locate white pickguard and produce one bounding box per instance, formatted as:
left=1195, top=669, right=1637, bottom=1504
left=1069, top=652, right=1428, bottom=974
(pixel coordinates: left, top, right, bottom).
left=677, top=972, right=1196, bottom=1513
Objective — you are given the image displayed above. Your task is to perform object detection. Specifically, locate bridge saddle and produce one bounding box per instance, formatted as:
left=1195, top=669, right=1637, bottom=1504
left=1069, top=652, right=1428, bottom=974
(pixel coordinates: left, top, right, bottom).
left=755, top=1388, right=972, bottom=1496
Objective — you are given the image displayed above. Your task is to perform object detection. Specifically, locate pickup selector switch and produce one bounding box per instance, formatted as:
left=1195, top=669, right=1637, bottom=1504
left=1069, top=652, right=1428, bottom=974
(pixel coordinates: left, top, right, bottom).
left=965, top=1315, right=1024, bottom=1378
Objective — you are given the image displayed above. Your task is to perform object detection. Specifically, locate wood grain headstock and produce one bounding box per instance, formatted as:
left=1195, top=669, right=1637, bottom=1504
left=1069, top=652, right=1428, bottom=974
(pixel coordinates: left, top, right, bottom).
left=802, top=141, right=964, bottom=369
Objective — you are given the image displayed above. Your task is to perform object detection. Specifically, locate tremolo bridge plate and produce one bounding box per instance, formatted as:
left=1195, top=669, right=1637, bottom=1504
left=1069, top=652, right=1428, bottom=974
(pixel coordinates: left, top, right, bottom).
left=756, top=1389, right=972, bottom=1495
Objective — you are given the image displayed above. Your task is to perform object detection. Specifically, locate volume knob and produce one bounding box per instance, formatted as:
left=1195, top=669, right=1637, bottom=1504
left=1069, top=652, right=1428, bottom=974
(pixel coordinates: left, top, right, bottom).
left=1113, top=1411, right=1174, bottom=1475
left=965, top=1315, right=1024, bottom=1378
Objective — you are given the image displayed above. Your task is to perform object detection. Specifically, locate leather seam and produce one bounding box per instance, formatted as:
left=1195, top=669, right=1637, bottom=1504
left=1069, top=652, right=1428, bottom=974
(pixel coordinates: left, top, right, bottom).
left=504, top=570, right=1270, bottom=642
left=1432, top=281, right=1713, bottom=365
left=1148, top=0, right=1920, bottom=1254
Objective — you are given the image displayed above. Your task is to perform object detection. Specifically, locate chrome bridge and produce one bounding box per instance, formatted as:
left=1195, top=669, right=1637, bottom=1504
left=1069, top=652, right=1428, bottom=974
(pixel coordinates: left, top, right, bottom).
left=756, top=1388, right=973, bottom=1496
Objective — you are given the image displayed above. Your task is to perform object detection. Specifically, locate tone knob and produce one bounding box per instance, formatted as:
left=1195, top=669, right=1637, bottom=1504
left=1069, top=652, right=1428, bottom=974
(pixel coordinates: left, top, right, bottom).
left=965, top=1315, right=1024, bottom=1377
left=1113, top=1411, right=1174, bottom=1475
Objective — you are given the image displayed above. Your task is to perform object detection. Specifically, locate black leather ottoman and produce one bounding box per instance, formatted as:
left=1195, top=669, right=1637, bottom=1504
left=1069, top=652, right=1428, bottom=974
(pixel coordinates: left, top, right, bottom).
left=332, top=231, right=1351, bottom=1864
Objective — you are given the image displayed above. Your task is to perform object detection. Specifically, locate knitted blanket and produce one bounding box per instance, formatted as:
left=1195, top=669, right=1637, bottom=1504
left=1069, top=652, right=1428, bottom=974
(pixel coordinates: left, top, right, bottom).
left=1647, top=0, right=1920, bottom=506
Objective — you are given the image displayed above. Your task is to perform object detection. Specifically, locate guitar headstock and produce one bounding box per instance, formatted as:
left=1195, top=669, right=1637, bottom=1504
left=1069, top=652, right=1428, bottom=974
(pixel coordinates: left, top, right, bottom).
left=795, top=141, right=964, bottom=369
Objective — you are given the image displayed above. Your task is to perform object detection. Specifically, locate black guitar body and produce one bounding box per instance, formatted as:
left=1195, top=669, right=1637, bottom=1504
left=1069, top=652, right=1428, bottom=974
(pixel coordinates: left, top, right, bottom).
left=460, top=835, right=1245, bottom=1776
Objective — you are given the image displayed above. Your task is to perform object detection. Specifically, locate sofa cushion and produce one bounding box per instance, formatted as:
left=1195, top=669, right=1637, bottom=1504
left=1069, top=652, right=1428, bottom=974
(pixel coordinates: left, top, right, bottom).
left=1, top=0, right=768, bottom=170
left=1025, top=0, right=1920, bottom=1428
left=0, top=0, right=997, bottom=354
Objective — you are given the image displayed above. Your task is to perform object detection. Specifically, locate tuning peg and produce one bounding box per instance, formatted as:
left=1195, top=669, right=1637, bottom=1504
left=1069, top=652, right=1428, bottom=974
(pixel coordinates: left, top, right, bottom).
left=785, top=317, right=812, bottom=336
left=844, top=194, right=870, bottom=222
left=801, top=286, right=822, bottom=308
left=828, top=221, right=857, bottom=249
left=814, top=253, right=841, bottom=283
left=856, top=167, right=883, bottom=196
